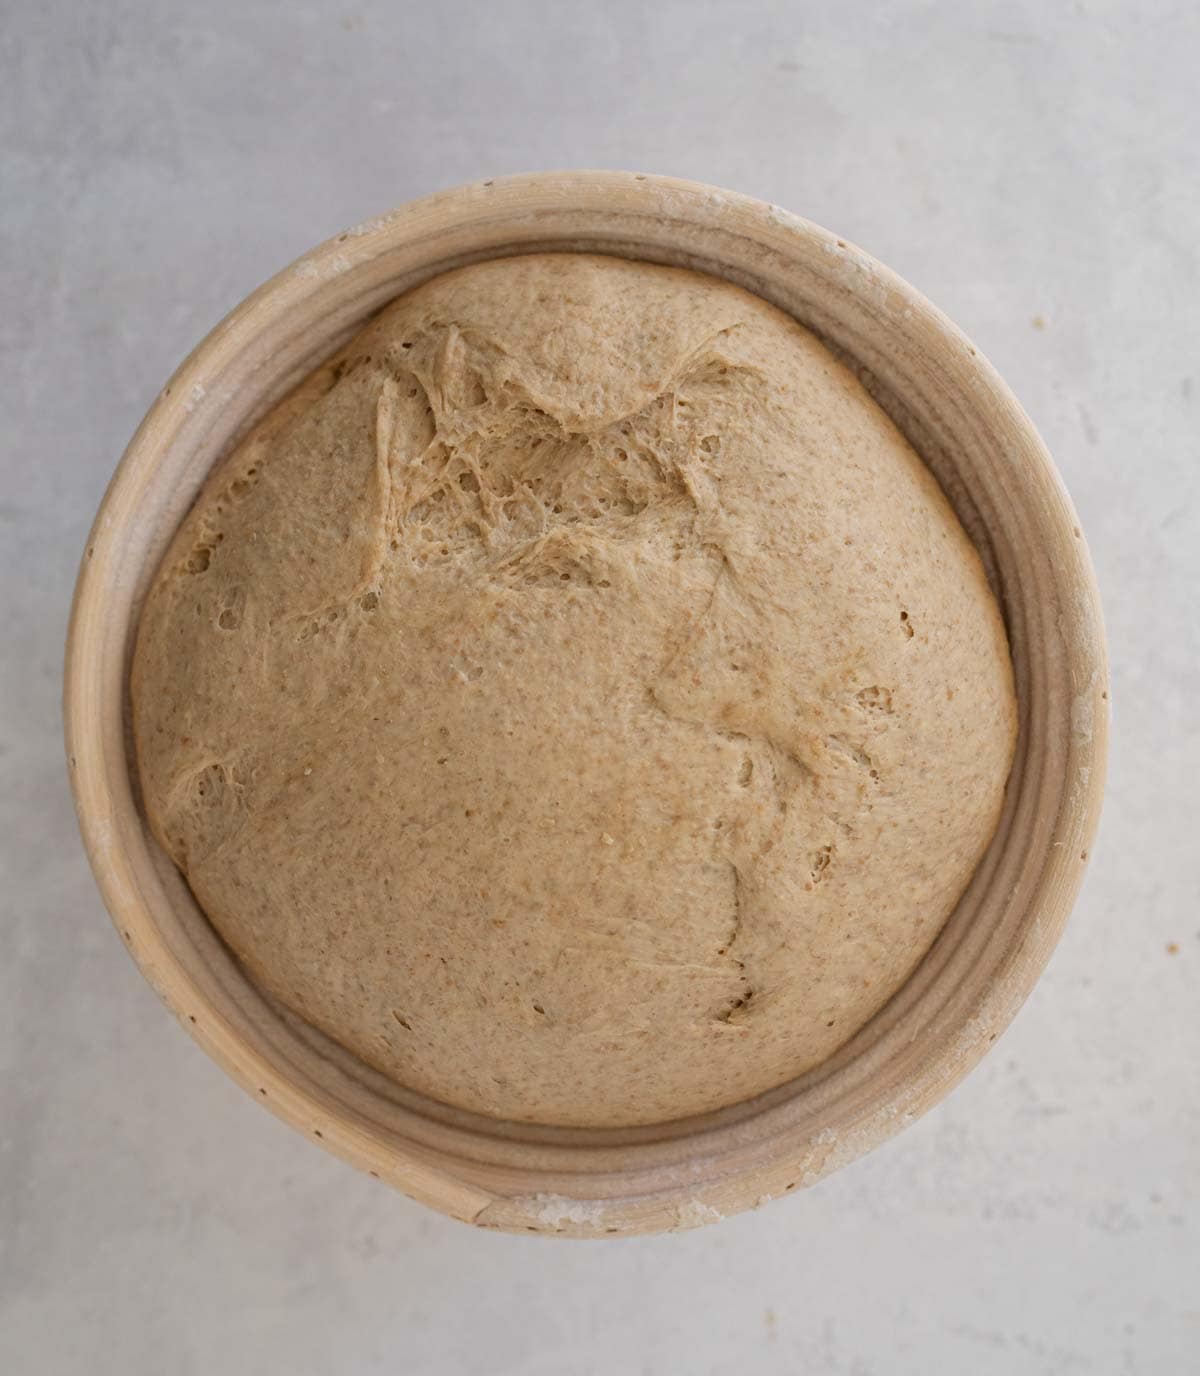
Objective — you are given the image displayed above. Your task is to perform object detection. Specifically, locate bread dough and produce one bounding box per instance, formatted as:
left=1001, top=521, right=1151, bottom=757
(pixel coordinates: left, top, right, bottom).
left=132, top=253, right=1017, bottom=1128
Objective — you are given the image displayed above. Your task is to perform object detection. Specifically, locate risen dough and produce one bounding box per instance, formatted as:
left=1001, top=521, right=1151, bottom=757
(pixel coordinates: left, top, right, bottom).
left=132, top=254, right=1016, bottom=1128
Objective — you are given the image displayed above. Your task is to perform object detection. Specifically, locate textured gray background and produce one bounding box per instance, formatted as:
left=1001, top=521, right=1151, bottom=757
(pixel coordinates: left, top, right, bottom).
left=2, top=2, right=1197, bottom=1373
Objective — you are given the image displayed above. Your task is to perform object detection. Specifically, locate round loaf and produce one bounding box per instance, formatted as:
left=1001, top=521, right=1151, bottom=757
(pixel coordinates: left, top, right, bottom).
left=132, top=253, right=1017, bottom=1128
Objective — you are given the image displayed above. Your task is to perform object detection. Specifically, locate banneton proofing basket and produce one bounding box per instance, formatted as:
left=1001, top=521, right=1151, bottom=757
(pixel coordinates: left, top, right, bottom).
left=65, top=172, right=1107, bottom=1236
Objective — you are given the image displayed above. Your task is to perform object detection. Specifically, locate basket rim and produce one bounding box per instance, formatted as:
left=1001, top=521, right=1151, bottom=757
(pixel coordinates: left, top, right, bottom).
left=63, top=170, right=1109, bottom=1237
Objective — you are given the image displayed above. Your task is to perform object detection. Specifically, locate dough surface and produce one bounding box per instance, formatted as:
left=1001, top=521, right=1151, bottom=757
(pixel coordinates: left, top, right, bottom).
left=132, top=253, right=1017, bottom=1128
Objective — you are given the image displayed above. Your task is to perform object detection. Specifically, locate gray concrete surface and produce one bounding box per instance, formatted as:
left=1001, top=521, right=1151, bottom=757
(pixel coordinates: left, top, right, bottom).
left=2, top=2, right=1197, bottom=1373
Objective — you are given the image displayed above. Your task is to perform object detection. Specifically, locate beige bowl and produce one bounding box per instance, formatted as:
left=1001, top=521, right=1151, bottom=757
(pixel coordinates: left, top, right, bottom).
left=64, top=172, right=1108, bottom=1236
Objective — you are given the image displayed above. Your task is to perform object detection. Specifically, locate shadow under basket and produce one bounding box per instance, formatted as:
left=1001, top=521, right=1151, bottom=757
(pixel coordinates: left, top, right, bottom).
left=64, top=172, right=1108, bottom=1237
